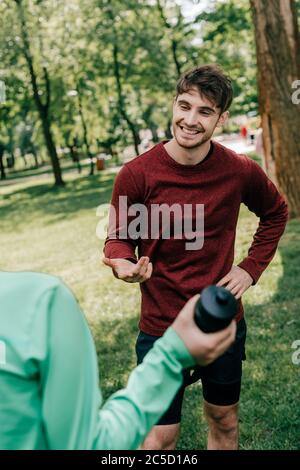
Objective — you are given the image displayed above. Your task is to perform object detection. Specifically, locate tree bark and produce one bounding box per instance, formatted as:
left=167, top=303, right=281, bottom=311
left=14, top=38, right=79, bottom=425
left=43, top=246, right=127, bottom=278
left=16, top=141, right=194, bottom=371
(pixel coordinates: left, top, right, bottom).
left=15, top=0, right=64, bottom=186
left=32, top=149, right=39, bottom=168
left=76, top=85, right=94, bottom=175
left=112, top=41, right=141, bottom=156
left=250, top=0, right=300, bottom=217
left=142, top=104, right=160, bottom=143
left=68, top=138, right=82, bottom=174
left=165, top=118, right=173, bottom=139
left=105, top=6, right=141, bottom=156
left=0, top=147, right=6, bottom=180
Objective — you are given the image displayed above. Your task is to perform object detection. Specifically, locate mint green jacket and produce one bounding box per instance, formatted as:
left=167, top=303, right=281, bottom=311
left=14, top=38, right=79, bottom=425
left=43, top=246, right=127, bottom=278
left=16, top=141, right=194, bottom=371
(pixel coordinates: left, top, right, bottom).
left=0, top=272, right=194, bottom=450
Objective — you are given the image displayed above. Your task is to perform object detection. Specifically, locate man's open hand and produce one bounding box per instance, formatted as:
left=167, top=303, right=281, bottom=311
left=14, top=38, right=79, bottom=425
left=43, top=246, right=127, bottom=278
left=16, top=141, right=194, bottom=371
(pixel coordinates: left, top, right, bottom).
left=102, top=256, right=153, bottom=283
left=217, top=265, right=253, bottom=299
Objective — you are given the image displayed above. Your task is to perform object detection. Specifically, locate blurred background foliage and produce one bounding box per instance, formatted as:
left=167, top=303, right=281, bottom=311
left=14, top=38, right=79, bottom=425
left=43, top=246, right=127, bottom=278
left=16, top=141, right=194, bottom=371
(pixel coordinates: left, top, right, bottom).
left=0, top=0, right=263, bottom=173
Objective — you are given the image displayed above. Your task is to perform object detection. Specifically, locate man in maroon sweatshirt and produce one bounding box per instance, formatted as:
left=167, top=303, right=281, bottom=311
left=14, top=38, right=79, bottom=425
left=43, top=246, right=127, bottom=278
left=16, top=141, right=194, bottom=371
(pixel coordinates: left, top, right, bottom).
left=103, top=65, right=288, bottom=450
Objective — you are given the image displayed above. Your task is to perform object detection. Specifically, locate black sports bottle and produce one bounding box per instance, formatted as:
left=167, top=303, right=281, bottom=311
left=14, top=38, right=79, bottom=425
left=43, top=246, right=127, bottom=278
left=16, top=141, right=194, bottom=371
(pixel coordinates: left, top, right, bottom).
left=194, top=285, right=237, bottom=333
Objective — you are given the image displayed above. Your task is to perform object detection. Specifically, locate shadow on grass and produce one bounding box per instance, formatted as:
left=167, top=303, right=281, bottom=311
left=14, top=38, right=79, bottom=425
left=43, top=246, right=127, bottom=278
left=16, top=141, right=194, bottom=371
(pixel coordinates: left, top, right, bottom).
left=0, top=172, right=117, bottom=229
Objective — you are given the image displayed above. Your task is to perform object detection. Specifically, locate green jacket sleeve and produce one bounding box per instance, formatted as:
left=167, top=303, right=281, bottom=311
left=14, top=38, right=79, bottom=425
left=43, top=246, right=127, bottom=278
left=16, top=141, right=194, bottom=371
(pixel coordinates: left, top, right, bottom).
left=38, top=281, right=195, bottom=450
left=93, top=328, right=195, bottom=450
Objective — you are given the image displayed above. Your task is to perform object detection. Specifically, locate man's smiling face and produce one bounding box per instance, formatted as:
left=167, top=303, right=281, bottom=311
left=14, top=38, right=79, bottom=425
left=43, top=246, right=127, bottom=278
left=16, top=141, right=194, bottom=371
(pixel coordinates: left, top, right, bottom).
left=172, top=87, right=228, bottom=150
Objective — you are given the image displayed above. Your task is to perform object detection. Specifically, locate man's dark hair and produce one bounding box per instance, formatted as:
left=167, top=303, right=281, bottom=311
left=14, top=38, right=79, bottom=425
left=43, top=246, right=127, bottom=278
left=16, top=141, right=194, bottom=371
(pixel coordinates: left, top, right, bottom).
left=176, top=64, right=233, bottom=113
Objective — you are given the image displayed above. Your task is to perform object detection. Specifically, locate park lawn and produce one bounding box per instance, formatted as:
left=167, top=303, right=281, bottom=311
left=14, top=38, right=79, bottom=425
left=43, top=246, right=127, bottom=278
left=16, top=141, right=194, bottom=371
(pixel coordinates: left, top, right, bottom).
left=0, top=166, right=299, bottom=450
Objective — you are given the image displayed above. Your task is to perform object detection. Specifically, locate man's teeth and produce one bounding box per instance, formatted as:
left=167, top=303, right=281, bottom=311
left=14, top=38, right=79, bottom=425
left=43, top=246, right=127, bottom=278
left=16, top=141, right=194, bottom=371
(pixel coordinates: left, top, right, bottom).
left=180, top=126, right=200, bottom=135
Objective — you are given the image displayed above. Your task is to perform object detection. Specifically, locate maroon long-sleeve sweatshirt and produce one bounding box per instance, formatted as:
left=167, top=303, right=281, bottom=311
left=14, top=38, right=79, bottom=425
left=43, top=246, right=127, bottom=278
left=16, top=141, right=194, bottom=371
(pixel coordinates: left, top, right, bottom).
left=104, top=141, right=288, bottom=336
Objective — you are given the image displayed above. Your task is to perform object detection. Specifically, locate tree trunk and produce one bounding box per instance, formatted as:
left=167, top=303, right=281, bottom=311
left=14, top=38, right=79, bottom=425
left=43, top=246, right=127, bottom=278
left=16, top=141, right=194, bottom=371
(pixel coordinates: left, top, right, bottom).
left=171, top=39, right=182, bottom=77
left=106, top=4, right=141, bottom=156
left=40, top=108, right=64, bottom=185
left=7, top=127, right=15, bottom=168
left=32, top=151, right=39, bottom=168
left=10, top=153, right=16, bottom=169
left=150, top=126, right=159, bottom=143
left=68, top=140, right=82, bottom=174
left=15, top=0, right=64, bottom=186
left=250, top=0, right=300, bottom=217
left=76, top=86, right=94, bottom=175
left=156, top=0, right=182, bottom=77
left=165, top=118, right=173, bottom=139
left=112, top=42, right=140, bottom=156
left=141, top=103, right=160, bottom=143
left=21, top=153, right=28, bottom=167
left=0, top=149, right=6, bottom=180
left=104, top=5, right=142, bottom=155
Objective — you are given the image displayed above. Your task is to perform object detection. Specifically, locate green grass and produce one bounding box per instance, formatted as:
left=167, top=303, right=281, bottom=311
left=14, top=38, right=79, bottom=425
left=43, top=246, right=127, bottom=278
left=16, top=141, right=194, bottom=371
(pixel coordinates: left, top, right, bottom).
left=0, top=167, right=299, bottom=450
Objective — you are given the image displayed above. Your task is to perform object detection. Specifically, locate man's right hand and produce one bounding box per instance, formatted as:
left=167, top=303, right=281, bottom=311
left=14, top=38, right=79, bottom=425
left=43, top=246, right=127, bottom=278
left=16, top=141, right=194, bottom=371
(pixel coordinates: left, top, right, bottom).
left=102, top=256, right=153, bottom=283
left=171, top=294, right=237, bottom=366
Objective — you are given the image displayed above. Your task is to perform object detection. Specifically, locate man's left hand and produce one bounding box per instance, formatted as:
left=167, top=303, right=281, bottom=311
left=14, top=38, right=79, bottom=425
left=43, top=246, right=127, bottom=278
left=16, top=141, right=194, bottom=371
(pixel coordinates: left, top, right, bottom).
left=216, top=265, right=253, bottom=299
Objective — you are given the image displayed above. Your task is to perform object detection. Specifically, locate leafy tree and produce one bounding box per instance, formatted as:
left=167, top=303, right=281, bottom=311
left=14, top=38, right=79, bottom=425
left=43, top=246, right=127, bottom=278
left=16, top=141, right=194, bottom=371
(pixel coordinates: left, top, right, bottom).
left=13, top=0, right=64, bottom=185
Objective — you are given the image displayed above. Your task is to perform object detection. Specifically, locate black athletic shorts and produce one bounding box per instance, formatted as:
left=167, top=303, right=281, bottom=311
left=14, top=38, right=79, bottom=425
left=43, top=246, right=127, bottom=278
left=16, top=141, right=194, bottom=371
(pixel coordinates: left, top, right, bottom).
left=135, top=318, right=247, bottom=425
